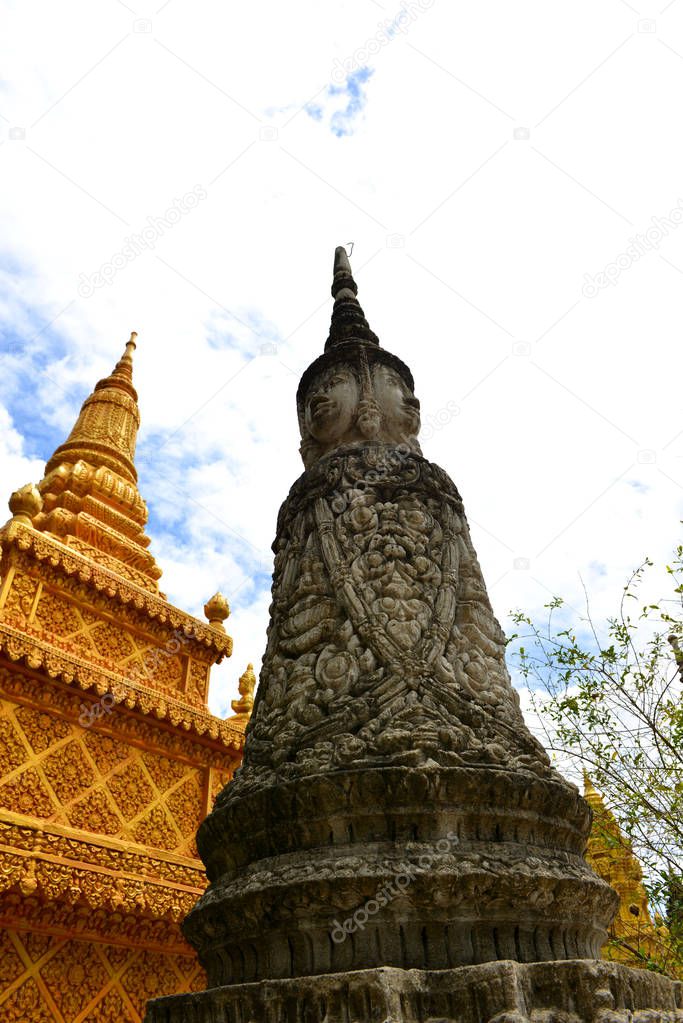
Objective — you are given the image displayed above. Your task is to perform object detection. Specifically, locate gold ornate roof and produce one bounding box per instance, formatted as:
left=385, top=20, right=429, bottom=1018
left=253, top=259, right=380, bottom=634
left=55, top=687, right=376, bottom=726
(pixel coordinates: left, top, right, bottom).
left=583, top=773, right=678, bottom=976
left=30, top=333, right=162, bottom=592
left=0, top=332, right=241, bottom=718
left=0, top=332, right=254, bottom=1019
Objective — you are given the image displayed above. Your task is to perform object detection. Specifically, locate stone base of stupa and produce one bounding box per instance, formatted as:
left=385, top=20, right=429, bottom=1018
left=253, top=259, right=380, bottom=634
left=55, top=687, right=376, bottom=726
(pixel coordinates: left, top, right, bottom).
left=145, top=960, right=683, bottom=1023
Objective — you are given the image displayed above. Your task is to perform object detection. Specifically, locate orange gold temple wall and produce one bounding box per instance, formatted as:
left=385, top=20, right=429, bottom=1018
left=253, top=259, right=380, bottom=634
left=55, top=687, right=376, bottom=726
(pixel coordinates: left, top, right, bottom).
left=1, top=931, right=206, bottom=1022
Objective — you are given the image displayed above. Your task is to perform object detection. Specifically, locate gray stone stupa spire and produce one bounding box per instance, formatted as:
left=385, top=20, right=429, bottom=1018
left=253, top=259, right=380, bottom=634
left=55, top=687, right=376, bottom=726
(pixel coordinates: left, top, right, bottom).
left=146, top=251, right=682, bottom=1023
left=325, top=244, right=379, bottom=349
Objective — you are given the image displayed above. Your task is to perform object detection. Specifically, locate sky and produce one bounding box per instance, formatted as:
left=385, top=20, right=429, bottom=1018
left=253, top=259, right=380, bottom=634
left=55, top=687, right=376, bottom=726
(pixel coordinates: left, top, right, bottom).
left=0, top=0, right=682, bottom=719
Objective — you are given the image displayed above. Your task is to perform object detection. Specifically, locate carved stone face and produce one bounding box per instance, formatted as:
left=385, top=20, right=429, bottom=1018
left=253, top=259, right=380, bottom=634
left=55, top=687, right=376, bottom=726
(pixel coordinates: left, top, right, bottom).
left=372, top=364, right=421, bottom=438
left=299, top=356, right=422, bottom=468
left=305, top=365, right=359, bottom=445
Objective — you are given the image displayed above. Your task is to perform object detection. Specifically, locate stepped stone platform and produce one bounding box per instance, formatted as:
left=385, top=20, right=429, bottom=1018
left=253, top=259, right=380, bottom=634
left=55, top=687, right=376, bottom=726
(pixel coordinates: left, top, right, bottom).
left=146, top=961, right=683, bottom=1023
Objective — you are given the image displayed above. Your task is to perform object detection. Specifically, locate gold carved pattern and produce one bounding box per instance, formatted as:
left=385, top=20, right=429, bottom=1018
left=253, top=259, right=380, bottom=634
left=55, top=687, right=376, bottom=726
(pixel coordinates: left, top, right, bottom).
left=0, top=929, right=25, bottom=987
left=21, top=584, right=190, bottom=699
left=83, top=731, right=132, bottom=775
left=41, top=741, right=95, bottom=804
left=165, top=775, right=203, bottom=837
left=142, top=751, right=188, bottom=791
left=0, top=694, right=207, bottom=856
left=82, top=494, right=147, bottom=542
left=71, top=514, right=159, bottom=578
left=90, top=622, right=135, bottom=661
left=0, top=931, right=206, bottom=1022
left=132, top=805, right=179, bottom=851
left=0, top=713, right=29, bottom=773
left=144, top=650, right=184, bottom=693
left=0, top=338, right=239, bottom=1019
left=0, top=891, right=194, bottom=950
left=34, top=591, right=81, bottom=636
left=0, top=817, right=203, bottom=891
left=41, top=941, right=109, bottom=1019
left=68, top=788, right=121, bottom=836
left=2, top=573, right=38, bottom=622
left=187, top=660, right=208, bottom=701
left=1, top=524, right=232, bottom=657
left=210, top=766, right=236, bottom=808
left=0, top=666, right=244, bottom=762
left=65, top=537, right=157, bottom=593
left=0, top=767, right=55, bottom=818
left=1, top=977, right=53, bottom=1023
left=13, top=706, right=71, bottom=755
left=0, top=632, right=243, bottom=743
left=108, top=763, right=155, bottom=821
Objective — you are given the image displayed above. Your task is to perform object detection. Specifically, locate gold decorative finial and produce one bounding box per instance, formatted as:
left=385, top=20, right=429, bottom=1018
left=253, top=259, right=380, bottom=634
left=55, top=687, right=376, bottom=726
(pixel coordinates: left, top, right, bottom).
left=583, top=769, right=600, bottom=800
left=8, top=483, right=43, bottom=526
left=231, top=663, right=256, bottom=717
left=105, top=330, right=138, bottom=382
left=204, top=592, right=230, bottom=630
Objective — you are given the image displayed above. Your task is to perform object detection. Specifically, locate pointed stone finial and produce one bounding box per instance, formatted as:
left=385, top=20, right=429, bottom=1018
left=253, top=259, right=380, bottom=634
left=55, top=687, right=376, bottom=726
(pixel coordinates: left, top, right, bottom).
left=204, top=592, right=230, bottom=630
left=8, top=483, right=43, bottom=526
left=331, top=245, right=357, bottom=300
left=231, top=663, right=256, bottom=716
left=326, top=246, right=379, bottom=351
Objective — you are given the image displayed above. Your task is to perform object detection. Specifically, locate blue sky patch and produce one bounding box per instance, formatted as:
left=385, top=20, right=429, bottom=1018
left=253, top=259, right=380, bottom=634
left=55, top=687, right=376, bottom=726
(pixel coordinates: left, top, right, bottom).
left=306, top=67, right=375, bottom=137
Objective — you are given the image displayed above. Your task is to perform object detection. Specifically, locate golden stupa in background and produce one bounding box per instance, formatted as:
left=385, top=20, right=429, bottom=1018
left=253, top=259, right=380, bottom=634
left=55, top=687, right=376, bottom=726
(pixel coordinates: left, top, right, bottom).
left=0, top=334, right=251, bottom=1020
left=584, top=773, right=679, bottom=978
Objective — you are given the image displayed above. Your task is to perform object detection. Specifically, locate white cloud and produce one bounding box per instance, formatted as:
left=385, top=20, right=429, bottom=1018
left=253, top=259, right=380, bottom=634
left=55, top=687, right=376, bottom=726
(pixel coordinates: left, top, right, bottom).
left=0, top=0, right=682, bottom=718
left=0, top=407, right=45, bottom=499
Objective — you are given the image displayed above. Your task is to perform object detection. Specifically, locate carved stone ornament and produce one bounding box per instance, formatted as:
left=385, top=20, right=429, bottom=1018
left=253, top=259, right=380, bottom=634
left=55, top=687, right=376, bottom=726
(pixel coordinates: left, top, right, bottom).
left=145, top=250, right=682, bottom=1023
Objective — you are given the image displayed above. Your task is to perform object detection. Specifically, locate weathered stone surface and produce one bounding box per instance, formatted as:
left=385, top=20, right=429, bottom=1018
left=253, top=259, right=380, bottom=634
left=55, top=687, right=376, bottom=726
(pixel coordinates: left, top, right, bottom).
left=182, top=430, right=616, bottom=983
left=145, top=960, right=683, bottom=1023
left=224, top=445, right=552, bottom=798
left=146, top=248, right=676, bottom=1021
left=189, top=764, right=613, bottom=985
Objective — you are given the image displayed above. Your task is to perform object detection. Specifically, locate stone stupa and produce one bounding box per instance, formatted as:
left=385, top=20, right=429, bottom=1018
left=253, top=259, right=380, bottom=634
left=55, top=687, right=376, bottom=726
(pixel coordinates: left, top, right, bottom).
left=146, top=250, right=682, bottom=1022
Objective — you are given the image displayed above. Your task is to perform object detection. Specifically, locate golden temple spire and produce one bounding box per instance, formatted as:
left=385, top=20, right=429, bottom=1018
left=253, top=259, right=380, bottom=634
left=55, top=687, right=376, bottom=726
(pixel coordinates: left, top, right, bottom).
left=582, top=772, right=673, bottom=970
left=102, top=330, right=138, bottom=394
left=583, top=769, right=601, bottom=802
left=27, top=331, right=163, bottom=590
left=44, top=331, right=141, bottom=485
